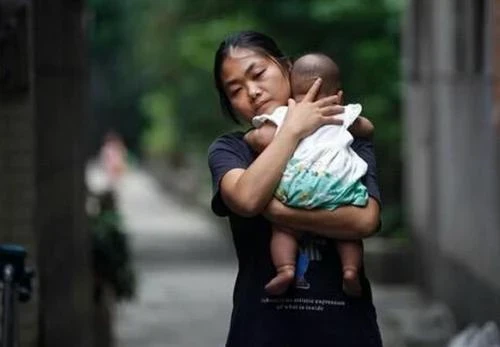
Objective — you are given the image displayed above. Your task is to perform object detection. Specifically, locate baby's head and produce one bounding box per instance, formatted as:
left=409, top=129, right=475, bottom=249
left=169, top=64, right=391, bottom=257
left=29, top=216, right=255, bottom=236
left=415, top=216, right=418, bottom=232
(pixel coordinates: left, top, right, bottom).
left=290, top=53, right=342, bottom=102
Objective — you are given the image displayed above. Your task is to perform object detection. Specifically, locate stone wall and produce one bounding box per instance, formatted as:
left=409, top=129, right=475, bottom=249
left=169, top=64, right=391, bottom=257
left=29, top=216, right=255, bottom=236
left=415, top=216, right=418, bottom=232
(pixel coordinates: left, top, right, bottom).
left=0, top=2, right=38, bottom=345
left=33, top=1, right=94, bottom=346
left=0, top=1, right=95, bottom=345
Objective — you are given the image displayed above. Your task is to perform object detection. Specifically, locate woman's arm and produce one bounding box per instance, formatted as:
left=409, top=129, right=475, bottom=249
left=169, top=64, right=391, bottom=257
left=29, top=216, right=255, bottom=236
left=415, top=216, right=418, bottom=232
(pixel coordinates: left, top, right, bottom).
left=263, top=197, right=380, bottom=240
left=219, top=133, right=297, bottom=217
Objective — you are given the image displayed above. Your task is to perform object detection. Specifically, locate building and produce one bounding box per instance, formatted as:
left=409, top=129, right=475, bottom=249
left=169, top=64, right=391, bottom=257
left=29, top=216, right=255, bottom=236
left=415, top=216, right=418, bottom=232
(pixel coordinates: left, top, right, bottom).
left=403, top=0, right=500, bottom=326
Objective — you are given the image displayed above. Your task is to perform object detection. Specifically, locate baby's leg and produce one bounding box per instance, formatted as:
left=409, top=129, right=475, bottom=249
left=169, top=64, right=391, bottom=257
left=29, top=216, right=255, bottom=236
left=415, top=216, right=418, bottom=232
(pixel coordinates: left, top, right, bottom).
left=265, top=226, right=298, bottom=295
left=336, top=240, right=363, bottom=296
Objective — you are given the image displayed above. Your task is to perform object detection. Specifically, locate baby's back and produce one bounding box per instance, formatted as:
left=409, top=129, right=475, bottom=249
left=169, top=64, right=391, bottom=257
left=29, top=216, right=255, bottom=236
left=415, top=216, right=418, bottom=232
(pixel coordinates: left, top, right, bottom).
left=276, top=105, right=368, bottom=209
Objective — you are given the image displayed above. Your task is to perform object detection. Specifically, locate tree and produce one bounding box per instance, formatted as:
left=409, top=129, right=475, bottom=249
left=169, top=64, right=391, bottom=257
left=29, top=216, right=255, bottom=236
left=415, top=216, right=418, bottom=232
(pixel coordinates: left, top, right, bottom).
left=88, top=0, right=406, bottom=236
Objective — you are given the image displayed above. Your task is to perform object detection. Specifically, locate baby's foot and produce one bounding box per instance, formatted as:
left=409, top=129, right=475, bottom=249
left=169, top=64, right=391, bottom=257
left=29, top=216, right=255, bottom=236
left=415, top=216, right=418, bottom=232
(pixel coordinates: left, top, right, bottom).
left=265, top=265, right=295, bottom=296
left=342, top=266, right=362, bottom=297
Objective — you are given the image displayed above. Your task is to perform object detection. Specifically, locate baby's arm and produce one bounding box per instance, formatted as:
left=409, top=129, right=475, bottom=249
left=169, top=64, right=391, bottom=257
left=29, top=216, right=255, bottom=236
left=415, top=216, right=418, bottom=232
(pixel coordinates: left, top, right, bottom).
left=348, top=116, right=374, bottom=138
left=243, top=122, right=277, bottom=153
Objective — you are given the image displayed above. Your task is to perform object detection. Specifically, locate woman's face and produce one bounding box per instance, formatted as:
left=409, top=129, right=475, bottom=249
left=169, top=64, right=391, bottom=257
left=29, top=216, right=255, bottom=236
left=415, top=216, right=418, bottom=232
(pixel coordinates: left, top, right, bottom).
left=221, top=47, right=291, bottom=123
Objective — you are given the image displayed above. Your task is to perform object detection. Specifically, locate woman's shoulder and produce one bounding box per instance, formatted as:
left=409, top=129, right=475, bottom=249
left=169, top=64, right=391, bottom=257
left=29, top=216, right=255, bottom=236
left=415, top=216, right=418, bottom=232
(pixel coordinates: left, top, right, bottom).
left=211, top=130, right=245, bottom=141
left=351, top=136, right=373, bottom=150
left=208, top=131, right=249, bottom=154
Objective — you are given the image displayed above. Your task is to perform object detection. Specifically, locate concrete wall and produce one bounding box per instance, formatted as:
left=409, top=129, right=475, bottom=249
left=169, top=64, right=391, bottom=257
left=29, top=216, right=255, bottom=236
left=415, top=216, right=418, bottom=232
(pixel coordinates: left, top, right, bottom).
left=495, top=0, right=500, bottom=132
left=403, top=0, right=500, bottom=327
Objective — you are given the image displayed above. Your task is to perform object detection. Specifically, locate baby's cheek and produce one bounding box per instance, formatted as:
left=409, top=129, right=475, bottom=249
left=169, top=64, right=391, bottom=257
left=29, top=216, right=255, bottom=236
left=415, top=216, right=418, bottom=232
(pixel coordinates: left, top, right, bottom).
left=293, top=94, right=305, bottom=103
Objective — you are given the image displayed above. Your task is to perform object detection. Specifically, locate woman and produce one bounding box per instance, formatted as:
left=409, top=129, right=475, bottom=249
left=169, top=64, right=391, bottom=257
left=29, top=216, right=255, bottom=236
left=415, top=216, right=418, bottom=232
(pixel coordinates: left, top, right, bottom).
left=209, top=31, right=383, bottom=347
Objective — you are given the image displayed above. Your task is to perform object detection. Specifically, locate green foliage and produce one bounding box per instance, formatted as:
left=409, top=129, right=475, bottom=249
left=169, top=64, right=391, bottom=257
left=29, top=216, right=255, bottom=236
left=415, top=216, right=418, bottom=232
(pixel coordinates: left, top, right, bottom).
left=140, top=89, right=178, bottom=155
left=90, top=199, right=136, bottom=301
left=87, top=0, right=149, bottom=157
left=88, top=0, right=406, bottom=237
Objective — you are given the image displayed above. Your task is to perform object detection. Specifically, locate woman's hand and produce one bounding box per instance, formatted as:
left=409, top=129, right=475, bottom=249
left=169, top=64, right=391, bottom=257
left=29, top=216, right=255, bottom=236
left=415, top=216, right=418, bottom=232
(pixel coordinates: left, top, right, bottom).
left=279, top=78, right=345, bottom=139
left=263, top=197, right=381, bottom=240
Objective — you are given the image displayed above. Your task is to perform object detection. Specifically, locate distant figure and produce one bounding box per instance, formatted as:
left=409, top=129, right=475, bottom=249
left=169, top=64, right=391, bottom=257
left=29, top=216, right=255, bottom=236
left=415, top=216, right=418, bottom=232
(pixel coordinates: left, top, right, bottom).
left=100, top=131, right=127, bottom=181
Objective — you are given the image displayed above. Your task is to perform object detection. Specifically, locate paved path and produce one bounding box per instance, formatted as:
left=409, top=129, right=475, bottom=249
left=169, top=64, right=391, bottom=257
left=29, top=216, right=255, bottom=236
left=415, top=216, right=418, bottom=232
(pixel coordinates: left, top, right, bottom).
left=96, top=164, right=450, bottom=347
left=110, top=166, right=237, bottom=347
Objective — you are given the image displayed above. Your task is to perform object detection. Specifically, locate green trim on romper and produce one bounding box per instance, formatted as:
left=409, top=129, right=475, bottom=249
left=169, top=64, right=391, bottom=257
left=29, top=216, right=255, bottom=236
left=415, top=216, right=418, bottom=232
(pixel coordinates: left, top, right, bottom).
left=276, top=159, right=368, bottom=210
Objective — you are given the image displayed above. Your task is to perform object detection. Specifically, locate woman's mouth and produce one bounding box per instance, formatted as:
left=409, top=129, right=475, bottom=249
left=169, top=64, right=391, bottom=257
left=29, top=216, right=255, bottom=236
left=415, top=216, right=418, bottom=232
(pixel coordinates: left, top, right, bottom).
left=254, top=100, right=270, bottom=114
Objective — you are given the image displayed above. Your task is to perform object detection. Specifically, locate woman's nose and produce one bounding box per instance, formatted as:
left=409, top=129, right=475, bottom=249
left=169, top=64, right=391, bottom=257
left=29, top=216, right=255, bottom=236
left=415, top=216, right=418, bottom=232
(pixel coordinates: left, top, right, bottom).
left=248, top=84, right=262, bottom=99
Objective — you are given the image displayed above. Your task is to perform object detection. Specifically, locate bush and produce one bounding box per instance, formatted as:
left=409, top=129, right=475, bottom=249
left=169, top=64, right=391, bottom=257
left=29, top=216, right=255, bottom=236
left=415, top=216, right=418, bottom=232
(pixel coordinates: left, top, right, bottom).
left=88, top=190, right=136, bottom=302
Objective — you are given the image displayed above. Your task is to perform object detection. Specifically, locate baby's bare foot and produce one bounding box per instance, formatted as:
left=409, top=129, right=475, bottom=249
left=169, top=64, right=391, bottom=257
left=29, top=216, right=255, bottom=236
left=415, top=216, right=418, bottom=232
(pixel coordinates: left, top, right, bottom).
left=265, top=265, right=295, bottom=296
left=342, top=267, right=362, bottom=297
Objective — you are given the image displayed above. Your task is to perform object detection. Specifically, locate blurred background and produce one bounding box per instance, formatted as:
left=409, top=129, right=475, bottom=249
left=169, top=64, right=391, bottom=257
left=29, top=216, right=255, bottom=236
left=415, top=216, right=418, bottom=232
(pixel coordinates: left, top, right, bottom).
left=0, top=0, right=499, bottom=346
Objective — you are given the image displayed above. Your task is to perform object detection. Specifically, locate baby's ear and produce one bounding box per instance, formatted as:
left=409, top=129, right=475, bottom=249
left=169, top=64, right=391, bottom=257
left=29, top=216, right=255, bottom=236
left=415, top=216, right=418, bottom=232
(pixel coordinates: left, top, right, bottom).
left=337, top=90, right=344, bottom=104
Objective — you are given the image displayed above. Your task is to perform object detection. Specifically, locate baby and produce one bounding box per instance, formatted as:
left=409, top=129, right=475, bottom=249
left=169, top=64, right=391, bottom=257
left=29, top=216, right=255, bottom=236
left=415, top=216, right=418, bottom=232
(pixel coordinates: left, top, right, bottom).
left=244, top=53, right=373, bottom=296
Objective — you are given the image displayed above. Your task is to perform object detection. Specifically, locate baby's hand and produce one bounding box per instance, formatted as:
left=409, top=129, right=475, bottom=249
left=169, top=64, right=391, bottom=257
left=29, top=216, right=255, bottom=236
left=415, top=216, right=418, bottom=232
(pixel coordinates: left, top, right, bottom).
left=348, top=116, right=374, bottom=138
left=244, top=123, right=277, bottom=153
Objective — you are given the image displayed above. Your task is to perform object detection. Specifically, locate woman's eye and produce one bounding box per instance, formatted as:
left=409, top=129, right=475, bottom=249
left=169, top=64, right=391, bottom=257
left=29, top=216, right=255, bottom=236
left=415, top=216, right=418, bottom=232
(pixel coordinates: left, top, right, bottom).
left=254, top=69, right=265, bottom=78
left=230, top=88, right=242, bottom=96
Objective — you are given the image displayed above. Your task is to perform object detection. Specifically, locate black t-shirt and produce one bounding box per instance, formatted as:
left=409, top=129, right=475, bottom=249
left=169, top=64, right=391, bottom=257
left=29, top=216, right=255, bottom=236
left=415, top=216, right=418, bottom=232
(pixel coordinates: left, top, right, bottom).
left=208, top=131, right=383, bottom=347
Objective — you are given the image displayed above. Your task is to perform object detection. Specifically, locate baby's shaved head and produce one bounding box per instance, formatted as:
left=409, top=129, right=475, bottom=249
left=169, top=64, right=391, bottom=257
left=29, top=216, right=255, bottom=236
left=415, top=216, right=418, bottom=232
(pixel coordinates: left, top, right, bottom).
left=291, top=53, right=341, bottom=100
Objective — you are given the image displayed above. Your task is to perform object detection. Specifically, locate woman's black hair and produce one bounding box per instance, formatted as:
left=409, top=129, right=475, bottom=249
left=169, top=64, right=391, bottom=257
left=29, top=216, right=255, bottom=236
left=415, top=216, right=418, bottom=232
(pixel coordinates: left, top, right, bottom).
left=213, top=31, right=290, bottom=123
